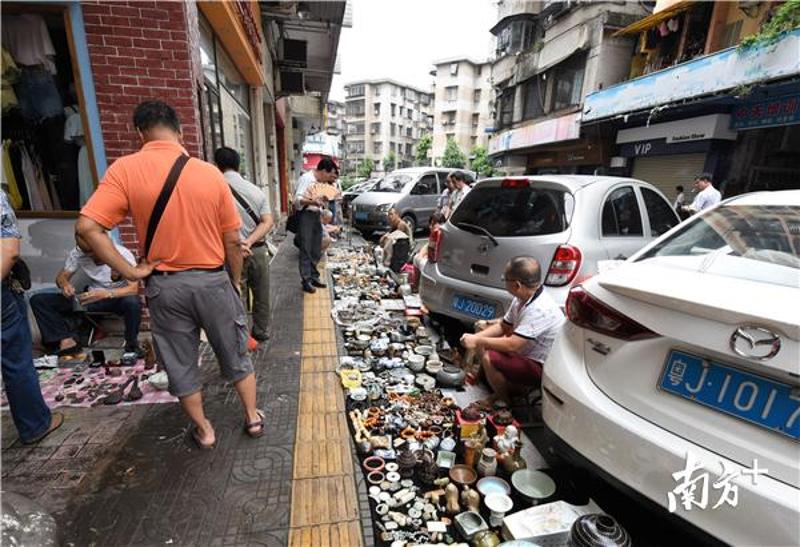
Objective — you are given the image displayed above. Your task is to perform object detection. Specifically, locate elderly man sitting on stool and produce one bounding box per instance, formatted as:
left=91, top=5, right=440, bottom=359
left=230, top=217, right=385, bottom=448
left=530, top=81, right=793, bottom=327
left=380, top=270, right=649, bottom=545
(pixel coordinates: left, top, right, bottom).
left=461, top=257, right=564, bottom=404
left=30, top=232, right=142, bottom=360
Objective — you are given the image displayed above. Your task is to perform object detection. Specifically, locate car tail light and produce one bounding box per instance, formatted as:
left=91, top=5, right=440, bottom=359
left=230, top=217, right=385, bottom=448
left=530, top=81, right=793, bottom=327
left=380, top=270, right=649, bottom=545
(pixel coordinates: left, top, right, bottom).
left=566, top=286, right=659, bottom=341
left=428, top=228, right=442, bottom=263
left=501, top=178, right=529, bottom=189
left=545, top=245, right=582, bottom=286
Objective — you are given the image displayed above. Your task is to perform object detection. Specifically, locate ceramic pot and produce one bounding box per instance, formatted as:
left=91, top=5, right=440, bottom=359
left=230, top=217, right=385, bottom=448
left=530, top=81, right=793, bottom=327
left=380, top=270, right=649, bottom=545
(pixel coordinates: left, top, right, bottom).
left=569, top=514, right=631, bottom=547
left=436, top=365, right=466, bottom=388
left=439, top=436, right=457, bottom=452
left=477, top=447, right=497, bottom=477
left=425, top=360, right=443, bottom=375
left=407, top=354, right=425, bottom=372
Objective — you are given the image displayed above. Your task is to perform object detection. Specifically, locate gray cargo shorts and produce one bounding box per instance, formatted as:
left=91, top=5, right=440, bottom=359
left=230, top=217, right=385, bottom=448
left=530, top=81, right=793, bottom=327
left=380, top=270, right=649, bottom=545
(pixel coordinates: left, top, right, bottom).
left=145, top=270, right=253, bottom=397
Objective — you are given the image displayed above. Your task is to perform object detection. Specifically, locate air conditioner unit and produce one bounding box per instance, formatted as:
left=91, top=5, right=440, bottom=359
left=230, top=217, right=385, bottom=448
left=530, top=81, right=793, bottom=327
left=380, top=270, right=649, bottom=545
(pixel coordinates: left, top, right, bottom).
left=280, top=70, right=304, bottom=94
left=281, top=39, right=307, bottom=68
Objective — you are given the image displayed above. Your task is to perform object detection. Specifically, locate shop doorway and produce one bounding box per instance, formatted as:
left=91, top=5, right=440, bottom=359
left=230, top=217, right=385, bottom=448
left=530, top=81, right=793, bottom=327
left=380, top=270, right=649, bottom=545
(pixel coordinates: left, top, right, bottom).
left=2, top=4, right=97, bottom=213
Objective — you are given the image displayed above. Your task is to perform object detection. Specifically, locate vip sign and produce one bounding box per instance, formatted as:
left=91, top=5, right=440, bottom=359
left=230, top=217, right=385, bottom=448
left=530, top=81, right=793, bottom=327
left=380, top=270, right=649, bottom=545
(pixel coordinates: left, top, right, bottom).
left=633, top=142, right=652, bottom=156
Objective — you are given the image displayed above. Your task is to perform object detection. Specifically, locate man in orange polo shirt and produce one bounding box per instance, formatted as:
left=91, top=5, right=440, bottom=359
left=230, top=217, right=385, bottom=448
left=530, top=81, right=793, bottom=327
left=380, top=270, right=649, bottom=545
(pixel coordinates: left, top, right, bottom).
left=76, top=101, right=263, bottom=449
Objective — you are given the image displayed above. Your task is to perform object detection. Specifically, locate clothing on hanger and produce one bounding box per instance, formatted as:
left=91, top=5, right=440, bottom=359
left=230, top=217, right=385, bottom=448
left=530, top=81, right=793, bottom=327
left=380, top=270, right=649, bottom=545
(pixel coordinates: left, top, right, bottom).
left=1, top=48, right=19, bottom=112
left=2, top=140, right=22, bottom=208
left=1, top=14, right=57, bottom=74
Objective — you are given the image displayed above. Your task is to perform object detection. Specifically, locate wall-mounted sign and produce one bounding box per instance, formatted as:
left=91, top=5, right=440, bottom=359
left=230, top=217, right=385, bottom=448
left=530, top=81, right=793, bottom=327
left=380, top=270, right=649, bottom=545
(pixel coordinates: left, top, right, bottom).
left=489, top=112, right=580, bottom=155
left=583, top=29, right=800, bottom=122
left=731, top=94, right=800, bottom=130
left=617, top=114, right=736, bottom=145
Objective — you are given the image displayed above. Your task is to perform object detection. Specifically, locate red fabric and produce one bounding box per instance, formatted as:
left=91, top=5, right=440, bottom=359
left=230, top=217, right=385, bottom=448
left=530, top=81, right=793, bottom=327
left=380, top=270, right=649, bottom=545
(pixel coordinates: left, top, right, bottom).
left=487, top=349, right=542, bottom=386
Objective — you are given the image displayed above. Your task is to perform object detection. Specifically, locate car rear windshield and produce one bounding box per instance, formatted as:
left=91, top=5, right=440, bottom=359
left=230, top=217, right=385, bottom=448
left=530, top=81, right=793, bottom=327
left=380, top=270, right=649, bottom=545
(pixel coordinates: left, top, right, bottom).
left=638, top=205, right=800, bottom=287
left=450, top=185, right=573, bottom=237
left=375, top=175, right=412, bottom=192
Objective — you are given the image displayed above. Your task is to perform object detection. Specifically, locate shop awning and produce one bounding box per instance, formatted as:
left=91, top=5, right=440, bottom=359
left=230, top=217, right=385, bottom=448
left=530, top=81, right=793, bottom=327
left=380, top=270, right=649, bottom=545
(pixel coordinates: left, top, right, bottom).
left=614, top=0, right=695, bottom=37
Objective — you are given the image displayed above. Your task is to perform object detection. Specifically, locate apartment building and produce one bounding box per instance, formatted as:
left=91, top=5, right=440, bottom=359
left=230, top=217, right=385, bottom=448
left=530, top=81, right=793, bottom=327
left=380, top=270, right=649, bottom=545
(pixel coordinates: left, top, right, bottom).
left=431, top=58, right=494, bottom=165
left=343, top=79, right=434, bottom=173
left=487, top=0, right=645, bottom=175
left=325, top=100, right=345, bottom=135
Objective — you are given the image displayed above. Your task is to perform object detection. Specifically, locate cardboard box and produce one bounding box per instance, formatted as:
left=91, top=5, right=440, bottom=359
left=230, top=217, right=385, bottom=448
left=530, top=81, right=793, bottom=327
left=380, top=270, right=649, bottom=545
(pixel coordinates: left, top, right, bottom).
left=501, top=499, right=604, bottom=546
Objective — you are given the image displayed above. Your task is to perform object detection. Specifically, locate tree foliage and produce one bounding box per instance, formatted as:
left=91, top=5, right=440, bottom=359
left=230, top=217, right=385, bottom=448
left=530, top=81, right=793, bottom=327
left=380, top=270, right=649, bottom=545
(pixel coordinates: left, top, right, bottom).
left=441, top=137, right=466, bottom=169
left=415, top=133, right=432, bottom=165
left=469, top=145, right=494, bottom=178
left=383, top=151, right=397, bottom=171
left=739, top=0, right=800, bottom=49
left=356, top=158, right=374, bottom=179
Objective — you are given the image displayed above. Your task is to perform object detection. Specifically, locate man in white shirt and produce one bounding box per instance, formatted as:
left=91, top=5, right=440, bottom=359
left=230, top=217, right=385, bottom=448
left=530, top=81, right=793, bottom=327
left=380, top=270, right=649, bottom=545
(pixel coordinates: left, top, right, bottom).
left=461, top=257, right=564, bottom=404
left=215, top=147, right=274, bottom=342
left=293, top=158, right=338, bottom=293
left=30, top=232, right=141, bottom=358
left=682, top=173, right=721, bottom=215
left=445, top=171, right=470, bottom=218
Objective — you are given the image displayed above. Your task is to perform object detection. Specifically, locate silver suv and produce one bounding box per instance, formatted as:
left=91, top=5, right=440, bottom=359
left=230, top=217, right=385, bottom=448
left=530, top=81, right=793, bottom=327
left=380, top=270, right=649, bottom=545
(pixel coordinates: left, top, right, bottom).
left=351, top=167, right=476, bottom=237
left=420, top=175, right=679, bottom=322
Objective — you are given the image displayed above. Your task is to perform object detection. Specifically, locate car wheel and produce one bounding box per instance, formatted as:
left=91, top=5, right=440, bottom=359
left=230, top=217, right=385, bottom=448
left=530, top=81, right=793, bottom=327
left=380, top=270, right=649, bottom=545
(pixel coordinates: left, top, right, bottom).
left=402, top=214, right=416, bottom=235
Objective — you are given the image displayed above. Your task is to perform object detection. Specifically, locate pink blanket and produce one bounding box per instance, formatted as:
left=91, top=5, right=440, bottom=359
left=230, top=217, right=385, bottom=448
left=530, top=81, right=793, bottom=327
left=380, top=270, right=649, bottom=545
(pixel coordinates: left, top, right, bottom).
left=1, top=361, right=177, bottom=409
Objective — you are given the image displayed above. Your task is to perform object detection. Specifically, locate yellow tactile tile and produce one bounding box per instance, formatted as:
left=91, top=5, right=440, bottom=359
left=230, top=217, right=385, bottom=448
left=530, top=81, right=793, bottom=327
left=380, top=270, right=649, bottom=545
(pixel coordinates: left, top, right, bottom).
left=289, top=521, right=363, bottom=547
left=290, top=476, right=360, bottom=527
left=300, top=356, right=337, bottom=373
left=302, top=329, right=336, bottom=344
left=296, top=411, right=350, bottom=444
left=293, top=439, right=353, bottom=479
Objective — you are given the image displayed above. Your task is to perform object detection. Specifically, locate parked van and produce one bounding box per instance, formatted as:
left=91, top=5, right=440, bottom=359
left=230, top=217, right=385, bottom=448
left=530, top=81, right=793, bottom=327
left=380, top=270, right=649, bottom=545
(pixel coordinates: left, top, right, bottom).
left=350, top=167, right=476, bottom=237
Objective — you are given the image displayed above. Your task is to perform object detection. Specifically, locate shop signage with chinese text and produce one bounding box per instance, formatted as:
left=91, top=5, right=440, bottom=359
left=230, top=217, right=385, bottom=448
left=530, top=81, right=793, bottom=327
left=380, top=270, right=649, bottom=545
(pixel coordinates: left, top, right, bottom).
left=489, top=112, right=580, bottom=155
left=731, top=94, right=800, bottom=130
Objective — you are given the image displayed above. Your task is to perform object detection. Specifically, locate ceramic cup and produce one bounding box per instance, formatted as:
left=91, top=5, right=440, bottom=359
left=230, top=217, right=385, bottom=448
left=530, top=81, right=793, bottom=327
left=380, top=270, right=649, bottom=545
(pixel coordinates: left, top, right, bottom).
left=485, top=493, right=513, bottom=527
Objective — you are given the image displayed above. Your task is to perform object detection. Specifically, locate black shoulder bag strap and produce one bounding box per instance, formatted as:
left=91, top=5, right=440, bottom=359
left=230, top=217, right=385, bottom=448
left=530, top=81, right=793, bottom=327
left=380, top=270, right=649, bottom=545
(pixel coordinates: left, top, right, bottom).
left=144, top=154, right=190, bottom=261
left=228, top=185, right=261, bottom=226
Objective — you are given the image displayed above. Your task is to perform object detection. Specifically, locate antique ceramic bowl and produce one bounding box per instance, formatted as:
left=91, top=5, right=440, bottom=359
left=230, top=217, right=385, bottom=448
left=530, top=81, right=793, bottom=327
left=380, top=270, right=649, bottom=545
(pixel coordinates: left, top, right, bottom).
left=477, top=476, right=511, bottom=497
left=510, top=469, right=556, bottom=504
left=449, top=464, right=478, bottom=486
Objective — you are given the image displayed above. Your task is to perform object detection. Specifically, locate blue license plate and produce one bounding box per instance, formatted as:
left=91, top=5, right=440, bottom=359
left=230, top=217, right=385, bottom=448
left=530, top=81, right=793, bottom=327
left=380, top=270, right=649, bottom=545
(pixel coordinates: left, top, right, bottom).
left=451, top=295, right=497, bottom=320
left=355, top=211, right=368, bottom=221
left=660, top=350, right=800, bottom=441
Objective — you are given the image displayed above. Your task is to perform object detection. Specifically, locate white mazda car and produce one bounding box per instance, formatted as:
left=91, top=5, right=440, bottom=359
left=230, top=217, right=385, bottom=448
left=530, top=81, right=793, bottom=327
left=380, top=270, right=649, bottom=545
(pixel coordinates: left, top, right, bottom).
left=543, top=190, right=800, bottom=546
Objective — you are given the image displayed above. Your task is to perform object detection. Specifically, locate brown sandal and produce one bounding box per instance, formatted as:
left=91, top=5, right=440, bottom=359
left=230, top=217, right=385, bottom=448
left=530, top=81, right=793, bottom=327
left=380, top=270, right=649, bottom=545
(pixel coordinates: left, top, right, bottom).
left=191, top=425, right=216, bottom=450
left=22, top=412, right=65, bottom=445
left=244, top=410, right=265, bottom=438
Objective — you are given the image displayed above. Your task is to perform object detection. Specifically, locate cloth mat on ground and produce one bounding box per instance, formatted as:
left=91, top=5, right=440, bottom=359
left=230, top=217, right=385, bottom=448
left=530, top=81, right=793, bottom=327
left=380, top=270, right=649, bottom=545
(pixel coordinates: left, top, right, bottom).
left=1, top=361, right=177, bottom=409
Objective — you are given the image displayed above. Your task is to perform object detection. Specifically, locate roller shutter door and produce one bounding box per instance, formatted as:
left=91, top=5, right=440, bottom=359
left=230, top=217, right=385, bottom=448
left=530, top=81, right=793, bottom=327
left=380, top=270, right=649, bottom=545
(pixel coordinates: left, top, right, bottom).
left=632, top=153, right=707, bottom=204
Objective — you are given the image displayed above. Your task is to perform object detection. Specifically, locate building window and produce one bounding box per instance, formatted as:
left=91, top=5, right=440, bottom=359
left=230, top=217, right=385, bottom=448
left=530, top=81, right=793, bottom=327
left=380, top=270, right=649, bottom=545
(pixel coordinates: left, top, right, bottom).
left=373, top=103, right=381, bottom=116
left=373, top=141, right=382, bottom=155
left=473, top=89, right=482, bottom=104
left=450, top=63, right=459, bottom=75
left=522, top=77, right=544, bottom=120
left=346, top=99, right=365, bottom=117
left=445, top=86, right=458, bottom=101
left=347, top=84, right=365, bottom=98
left=348, top=122, right=364, bottom=135
left=390, top=123, right=396, bottom=137
left=443, top=112, right=456, bottom=127
left=370, top=122, right=381, bottom=135
left=496, top=19, right=536, bottom=57
left=472, top=113, right=479, bottom=130
left=420, top=94, right=431, bottom=106
left=406, top=126, right=413, bottom=138
left=405, top=143, right=413, bottom=157
left=347, top=140, right=365, bottom=154
left=720, top=19, right=743, bottom=49
left=406, top=109, right=412, bottom=120
left=374, top=85, right=381, bottom=96
left=498, top=88, right=514, bottom=129
left=399, top=106, right=404, bottom=116
left=548, top=55, right=585, bottom=112
left=391, top=103, right=396, bottom=117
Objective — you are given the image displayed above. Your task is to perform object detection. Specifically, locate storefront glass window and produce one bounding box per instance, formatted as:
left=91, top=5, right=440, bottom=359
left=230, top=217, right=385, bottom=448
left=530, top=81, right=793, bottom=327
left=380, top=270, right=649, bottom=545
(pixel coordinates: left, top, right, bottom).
left=198, top=14, right=254, bottom=181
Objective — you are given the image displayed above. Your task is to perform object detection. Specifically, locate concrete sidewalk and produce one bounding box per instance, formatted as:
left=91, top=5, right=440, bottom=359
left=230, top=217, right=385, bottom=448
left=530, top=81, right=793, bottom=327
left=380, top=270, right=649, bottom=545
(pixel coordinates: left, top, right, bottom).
left=1, top=238, right=366, bottom=546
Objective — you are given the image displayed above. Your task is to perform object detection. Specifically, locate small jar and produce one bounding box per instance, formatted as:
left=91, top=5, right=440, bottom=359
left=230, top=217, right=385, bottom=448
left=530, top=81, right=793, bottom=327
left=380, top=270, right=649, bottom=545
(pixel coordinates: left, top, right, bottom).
left=476, top=447, right=497, bottom=477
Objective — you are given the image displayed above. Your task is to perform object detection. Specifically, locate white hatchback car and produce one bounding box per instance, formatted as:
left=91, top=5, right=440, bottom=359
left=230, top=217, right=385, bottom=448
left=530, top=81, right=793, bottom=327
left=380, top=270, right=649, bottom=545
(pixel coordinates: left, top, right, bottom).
left=543, top=190, right=800, bottom=545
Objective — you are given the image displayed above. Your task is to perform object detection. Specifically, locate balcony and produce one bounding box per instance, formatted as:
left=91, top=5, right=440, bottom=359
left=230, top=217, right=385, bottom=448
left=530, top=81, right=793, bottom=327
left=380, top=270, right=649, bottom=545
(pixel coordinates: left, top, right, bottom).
left=583, top=29, right=800, bottom=123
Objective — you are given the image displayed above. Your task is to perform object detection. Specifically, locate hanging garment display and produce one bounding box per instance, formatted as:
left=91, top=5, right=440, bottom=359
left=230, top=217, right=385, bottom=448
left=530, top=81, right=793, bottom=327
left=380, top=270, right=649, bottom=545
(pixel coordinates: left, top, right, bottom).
left=1, top=14, right=57, bottom=74
left=63, top=105, right=91, bottom=206
left=2, top=141, right=22, bottom=208
left=14, top=67, right=63, bottom=122
left=1, top=48, right=19, bottom=112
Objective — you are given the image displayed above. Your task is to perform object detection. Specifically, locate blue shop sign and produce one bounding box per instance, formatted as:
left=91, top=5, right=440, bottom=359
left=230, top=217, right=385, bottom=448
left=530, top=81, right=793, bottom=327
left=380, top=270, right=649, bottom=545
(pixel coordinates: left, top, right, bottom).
left=731, top=94, right=800, bottom=130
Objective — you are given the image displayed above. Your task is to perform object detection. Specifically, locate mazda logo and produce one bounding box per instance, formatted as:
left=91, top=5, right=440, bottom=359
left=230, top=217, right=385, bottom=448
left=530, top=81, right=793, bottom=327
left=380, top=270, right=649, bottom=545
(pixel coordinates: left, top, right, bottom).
left=730, top=326, right=781, bottom=361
